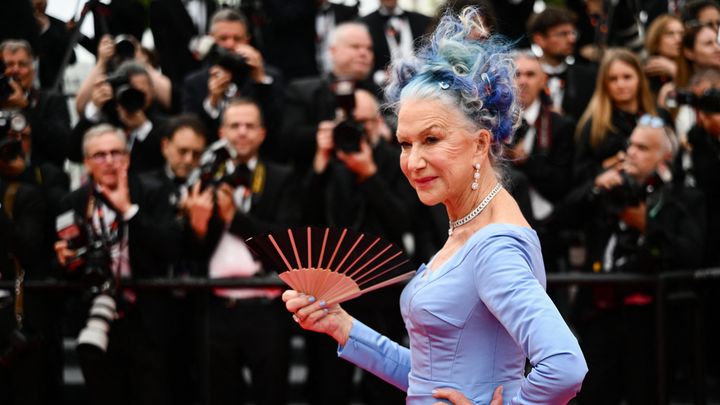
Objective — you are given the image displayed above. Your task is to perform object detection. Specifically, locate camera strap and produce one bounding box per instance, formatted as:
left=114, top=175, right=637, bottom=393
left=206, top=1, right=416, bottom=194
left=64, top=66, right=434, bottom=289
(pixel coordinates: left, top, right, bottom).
left=2, top=181, right=24, bottom=329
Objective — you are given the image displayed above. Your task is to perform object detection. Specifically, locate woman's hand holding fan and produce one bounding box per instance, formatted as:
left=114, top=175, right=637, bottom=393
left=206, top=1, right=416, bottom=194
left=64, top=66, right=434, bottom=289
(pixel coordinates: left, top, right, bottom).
left=282, top=289, right=353, bottom=345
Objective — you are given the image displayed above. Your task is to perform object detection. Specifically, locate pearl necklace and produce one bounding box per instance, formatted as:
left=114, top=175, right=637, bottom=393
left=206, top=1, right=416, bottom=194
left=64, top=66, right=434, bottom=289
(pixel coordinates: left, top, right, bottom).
left=448, top=183, right=503, bottom=237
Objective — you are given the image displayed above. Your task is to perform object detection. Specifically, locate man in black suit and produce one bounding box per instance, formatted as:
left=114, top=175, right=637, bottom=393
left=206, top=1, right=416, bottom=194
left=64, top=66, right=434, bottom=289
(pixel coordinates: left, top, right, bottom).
left=55, top=124, right=181, bottom=405
left=301, top=88, right=414, bottom=405
left=361, top=0, right=431, bottom=87
left=263, top=0, right=358, bottom=80
left=182, top=8, right=284, bottom=157
left=280, top=21, right=376, bottom=172
left=0, top=39, right=71, bottom=168
left=31, top=0, right=76, bottom=89
left=138, top=114, right=207, bottom=405
left=528, top=6, right=597, bottom=122
left=508, top=51, right=575, bottom=228
left=149, top=0, right=217, bottom=85
left=0, top=118, right=59, bottom=405
left=185, top=98, right=299, bottom=405
left=569, top=121, right=705, bottom=404
left=69, top=61, right=166, bottom=174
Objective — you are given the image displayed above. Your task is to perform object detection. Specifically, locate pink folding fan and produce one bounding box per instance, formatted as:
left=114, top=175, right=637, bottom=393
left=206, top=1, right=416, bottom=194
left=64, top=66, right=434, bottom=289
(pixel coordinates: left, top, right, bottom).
left=246, top=227, right=416, bottom=306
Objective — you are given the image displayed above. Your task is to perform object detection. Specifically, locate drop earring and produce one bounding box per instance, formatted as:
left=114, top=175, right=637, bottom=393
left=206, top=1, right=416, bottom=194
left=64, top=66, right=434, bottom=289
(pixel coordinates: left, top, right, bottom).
left=471, top=163, right=480, bottom=190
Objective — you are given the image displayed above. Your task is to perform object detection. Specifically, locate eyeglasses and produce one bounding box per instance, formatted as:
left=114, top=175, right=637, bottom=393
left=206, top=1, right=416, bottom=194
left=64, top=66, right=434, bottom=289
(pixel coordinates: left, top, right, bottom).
left=548, top=29, right=578, bottom=39
left=638, top=114, right=664, bottom=128
left=88, top=149, right=127, bottom=163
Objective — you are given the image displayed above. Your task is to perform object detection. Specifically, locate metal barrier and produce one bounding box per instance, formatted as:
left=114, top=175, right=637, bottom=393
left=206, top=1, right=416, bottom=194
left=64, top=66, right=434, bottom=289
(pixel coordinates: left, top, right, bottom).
left=2, top=269, right=719, bottom=404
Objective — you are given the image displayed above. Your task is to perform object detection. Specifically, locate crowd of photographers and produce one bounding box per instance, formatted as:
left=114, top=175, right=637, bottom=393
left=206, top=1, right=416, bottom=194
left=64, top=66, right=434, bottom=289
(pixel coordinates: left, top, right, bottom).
left=0, top=0, right=719, bottom=404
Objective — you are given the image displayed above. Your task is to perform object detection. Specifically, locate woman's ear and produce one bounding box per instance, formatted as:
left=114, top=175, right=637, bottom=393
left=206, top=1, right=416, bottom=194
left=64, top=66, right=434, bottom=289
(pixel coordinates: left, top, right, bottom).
left=474, top=129, right=492, bottom=160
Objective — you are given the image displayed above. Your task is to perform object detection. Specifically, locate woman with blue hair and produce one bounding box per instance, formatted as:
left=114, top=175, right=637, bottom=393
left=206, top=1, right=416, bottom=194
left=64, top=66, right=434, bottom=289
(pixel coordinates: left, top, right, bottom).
left=284, top=7, right=587, bottom=404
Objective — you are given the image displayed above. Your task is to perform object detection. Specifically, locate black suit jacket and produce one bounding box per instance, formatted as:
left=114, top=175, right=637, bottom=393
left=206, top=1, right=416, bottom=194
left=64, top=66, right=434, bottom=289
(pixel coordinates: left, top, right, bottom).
left=25, top=89, right=72, bottom=168
left=203, top=159, right=301, bottom=274
left=0, top=180, right=47, bottom=279
left=302, top=141, right=415, bottom=248
left=37, top=16, right=76, bottom=89
left=263, top=0, right=358, bottom=80
left=69, top=114, right=166, bottom=175
left=361, top=10, right=431, bottom=74
left=149, top=0, right=217, bottom=84
left=561, top=63, right=597, bottom=123
left=513, top=106, right=576, bottom=203
left=280, top=74, right=381, bottom=170
left=181, top=64, right=284, bottom=157
left=59, top=177, right=182, bottom=343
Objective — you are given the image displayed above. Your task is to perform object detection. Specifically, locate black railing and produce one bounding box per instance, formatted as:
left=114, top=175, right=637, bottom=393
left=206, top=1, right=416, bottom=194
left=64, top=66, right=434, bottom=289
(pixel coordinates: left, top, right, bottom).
left=2, top=269, right=719, bottom=404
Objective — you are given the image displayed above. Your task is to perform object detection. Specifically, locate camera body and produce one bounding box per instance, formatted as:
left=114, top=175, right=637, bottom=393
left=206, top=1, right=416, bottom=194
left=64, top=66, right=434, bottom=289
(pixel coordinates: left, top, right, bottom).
left=206, top=45, right=250, bottom=85
left=0, top=110, right=28, bottom=163
left=187, top=138, right=253, bottom=191
left=105, top=72, right=146, bottom=114
left=56, top=210, right=115, bottom=294
left=331, top=80, right=365, bottom=153
left=665, top=87, right=720, bottom=112
left=601, top=170, right=665, bottom=214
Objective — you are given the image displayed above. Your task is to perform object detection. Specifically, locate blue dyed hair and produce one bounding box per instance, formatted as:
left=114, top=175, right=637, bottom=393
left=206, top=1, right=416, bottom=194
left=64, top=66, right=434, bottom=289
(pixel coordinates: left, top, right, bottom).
left=385, top=7, right=520, bottom=146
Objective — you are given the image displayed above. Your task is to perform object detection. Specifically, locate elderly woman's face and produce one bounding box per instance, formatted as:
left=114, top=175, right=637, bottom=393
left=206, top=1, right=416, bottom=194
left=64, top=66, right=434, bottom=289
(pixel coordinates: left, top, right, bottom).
left=396, top=98, right=481, bottom=206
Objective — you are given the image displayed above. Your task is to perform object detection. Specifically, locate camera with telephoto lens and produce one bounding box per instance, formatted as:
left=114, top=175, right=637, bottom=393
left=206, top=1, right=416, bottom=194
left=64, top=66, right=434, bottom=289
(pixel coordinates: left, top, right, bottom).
left=77, top=293, right=116, bottom=352
left=205, top=44, right=250, bottom=84
left=0, top=110, right=28, bottom=163
left=331, top=80, right=365, bottom=153
left=0, top=61, right=13, bottom=103
left=105, top=72, right=146, bottom=114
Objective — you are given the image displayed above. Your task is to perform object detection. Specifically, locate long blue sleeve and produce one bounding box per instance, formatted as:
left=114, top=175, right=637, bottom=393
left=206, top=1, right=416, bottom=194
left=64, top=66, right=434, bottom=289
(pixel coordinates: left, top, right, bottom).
left=338, top=318, right=411, bottom=391
left=472, top=234, right=588, bottom=404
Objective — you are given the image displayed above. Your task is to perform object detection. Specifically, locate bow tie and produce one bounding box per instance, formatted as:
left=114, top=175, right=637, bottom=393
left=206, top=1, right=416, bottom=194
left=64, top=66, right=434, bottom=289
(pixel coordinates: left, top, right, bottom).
left=546, top=70, right=567, bottom=81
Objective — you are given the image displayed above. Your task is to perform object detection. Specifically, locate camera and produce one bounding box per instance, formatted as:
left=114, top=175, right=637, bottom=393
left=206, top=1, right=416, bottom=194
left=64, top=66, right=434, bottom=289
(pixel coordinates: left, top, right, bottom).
left=0, top=61, right=13, bottom=103
left=331, top=80, right=365, bottom=153
left=601, top=170, right=666, bottom=214
left=114, top=35, right=137, bottom=65
left=56, top=210, right=114, bottom=294
left=105, top=72, right=146, bottom=114
left=187, top=138, right=251, bottom=190
left=77, top=293, right=117, bottom=352
left=696, top=88, right=720, bottom=113
left=0, top=110, right=27, bottom=162
left=206, top=44, right=250, bottom=84
left=664, top=89, right=694, bottom=109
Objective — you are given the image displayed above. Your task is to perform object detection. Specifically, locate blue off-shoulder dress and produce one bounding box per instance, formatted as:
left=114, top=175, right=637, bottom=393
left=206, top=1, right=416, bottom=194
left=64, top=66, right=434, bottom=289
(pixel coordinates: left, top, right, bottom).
left=338, top=224, right=588, bottom=404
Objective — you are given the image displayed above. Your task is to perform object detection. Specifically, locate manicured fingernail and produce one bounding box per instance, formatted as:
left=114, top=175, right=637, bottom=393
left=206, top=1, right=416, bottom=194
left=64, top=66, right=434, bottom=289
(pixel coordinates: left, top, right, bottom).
left=307, top=296, right=316, bottom=303
left=323, top=308, right=329, bottom=314
left=431, top=389, right=438, bottom=395
left=292, top=315, right=299, bottom=323
left=318, top=300, right=326, bottom=307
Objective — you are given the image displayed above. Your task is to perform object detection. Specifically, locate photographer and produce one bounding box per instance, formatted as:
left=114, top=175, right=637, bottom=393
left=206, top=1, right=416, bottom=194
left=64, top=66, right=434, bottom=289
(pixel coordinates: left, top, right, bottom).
left=0, top=113, right=58, bottom=404
left=70, top=61, right=166, bottom=174
left=181, top=9, right=284, bottom=154
left=0, top=39, right=71, bottom=168
left=281, top=22, right=378, bottom=173
left=75, top=34, right=173, bottom=114
left=679, top=87, right=720, bottom=267
left=184, top=98, right=299, bottom=405
left=301, top=88, right=415, bottom=405
left=55, top=124, right=181, bottom=405
left=569, top=118, right=705, bottom=404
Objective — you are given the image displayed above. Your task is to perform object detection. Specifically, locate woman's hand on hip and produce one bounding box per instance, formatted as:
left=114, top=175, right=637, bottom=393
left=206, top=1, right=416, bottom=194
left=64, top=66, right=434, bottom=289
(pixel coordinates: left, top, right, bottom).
left=432, top=385, right=503, bottom=405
